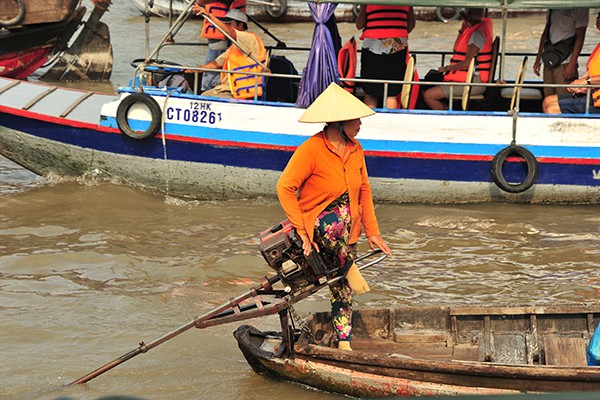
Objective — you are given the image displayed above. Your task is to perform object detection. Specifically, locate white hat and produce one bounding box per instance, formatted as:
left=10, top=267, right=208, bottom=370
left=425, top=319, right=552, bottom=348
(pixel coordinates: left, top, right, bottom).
left=298, top=83, right=375, bottom=123
left=223, top=9, right=248, bottom=23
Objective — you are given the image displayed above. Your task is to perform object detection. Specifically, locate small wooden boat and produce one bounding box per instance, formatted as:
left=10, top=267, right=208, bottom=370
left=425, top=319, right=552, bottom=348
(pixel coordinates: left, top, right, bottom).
left=234, top=304, right=600, bottom=397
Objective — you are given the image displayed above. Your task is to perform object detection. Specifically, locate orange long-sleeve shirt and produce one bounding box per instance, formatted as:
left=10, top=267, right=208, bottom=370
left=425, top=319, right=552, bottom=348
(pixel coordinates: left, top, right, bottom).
left=276, top=130, right=381, bottom=244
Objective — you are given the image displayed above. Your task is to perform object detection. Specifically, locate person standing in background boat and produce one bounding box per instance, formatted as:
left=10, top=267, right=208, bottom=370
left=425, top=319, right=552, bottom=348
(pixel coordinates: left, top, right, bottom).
left=355, top=4, right=415, bottom=109
left=423, top=8, right=493, bottom=110
left=533, top=8, right=588, bottom=97
left=543, top=11, right=600, bottom=114
left=190, top=7, right=266, bottom=99
left=277, top=83, right=392, bottom=352
left=193, top=0, right=247, bottom=91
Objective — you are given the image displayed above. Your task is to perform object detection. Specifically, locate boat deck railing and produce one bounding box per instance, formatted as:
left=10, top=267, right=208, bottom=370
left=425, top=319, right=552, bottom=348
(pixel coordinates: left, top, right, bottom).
left=136, top=41, right=597, bottom=115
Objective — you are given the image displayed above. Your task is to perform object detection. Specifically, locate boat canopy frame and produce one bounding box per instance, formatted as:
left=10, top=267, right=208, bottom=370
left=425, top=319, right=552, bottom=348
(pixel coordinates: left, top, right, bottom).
left=134, top=0, right=600, bottom=110
left=317, top=0, right=600, bottom=8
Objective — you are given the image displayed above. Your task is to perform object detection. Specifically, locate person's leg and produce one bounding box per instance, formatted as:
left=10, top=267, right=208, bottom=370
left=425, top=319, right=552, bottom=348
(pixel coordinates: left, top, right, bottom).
left=423, top=86, right=448, bottom=110
left=201, top=86, right=233, bottom=98
left=543, top=66, right=555, bottom=97
left=470, top=75, right=485, bottom=96
left=360, top=49, right=389, bottom=109
left=363, top=94, right=378, bottom=108
left=385, top=96, right=398, bottom=109
left=553, top=64, right=572, bottom=96
left=552, top=94, right=589, bottom=114
left=329, top=279, right=353, bottom=349
left=384, top=48, right=407, bottom=110
left=542, top=94, right=561, bottom=113
left=312, top=194, right=354, bottom=349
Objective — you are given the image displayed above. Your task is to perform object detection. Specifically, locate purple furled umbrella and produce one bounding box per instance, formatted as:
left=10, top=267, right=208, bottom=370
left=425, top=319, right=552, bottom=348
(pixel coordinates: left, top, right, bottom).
left=296, top=2, right=340, bottom=108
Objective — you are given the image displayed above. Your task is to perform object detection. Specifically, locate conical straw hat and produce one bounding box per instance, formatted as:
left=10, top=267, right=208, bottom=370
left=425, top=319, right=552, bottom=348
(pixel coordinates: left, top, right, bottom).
left=298, top=83, right=375, bottom=123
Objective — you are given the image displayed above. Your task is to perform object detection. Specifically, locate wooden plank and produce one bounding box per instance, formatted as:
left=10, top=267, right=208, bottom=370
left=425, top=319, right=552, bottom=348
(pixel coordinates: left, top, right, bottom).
left=393, top=331, right=448, bottom=343
left=544, top=335, right=587, bottom=366
left=493, top=333, right=527, bottom=364
left=351, top=337, right=452, bottom=360
left=60, top=91, right=94, bottom=118
left=452, top=344, right=480, bottom=362
left=0, top=80, right=20, bottom=95
left=22, top=87, right=57, bottom=110
left=450, top=305, right=600, bottom=316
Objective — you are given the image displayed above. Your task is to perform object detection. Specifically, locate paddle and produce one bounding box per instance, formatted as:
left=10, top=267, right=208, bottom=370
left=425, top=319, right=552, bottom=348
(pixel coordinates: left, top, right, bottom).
left=41, top=0, right=113, bottom=81
left=69, top=250, right=386, bottom=385
left=69, top=273, right=282, bottom=385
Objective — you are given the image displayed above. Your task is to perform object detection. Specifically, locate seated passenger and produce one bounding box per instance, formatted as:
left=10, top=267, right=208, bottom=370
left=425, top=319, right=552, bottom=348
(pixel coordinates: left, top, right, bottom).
left=194, top=0, right=247, bottom=92
left=192, top=7, right=266, bottom=99
left=423, top=8, right=493, bottom=110
left=543, top=11, right=600, bottom=114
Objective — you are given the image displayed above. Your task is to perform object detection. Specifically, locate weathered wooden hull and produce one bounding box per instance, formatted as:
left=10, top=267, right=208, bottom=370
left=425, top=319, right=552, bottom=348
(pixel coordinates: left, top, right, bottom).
left=0, top=5, right=85, bottom=79
left=0, top=0, right=80, bottom=26
left=234, top=305, right=600, bottom=397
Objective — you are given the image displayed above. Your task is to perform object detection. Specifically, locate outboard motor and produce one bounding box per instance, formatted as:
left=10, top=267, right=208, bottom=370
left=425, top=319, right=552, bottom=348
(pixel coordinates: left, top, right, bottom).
left=259, top=220, right=334, bottom=291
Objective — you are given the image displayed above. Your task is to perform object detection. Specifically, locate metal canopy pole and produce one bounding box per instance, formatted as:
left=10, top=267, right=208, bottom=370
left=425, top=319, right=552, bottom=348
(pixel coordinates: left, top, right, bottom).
left=144, top=0, right=196, bottom=63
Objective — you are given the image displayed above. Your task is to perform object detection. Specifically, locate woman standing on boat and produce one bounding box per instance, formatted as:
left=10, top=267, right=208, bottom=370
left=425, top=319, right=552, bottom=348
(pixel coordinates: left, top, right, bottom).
left=355, top=4, right=415, bottom=109
left=277, top=83, right=392, bottom=352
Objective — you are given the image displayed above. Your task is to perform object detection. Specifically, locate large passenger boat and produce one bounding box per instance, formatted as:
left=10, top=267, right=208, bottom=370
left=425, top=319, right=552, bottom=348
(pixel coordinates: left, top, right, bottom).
left=1, top=0, right=599, bottom=204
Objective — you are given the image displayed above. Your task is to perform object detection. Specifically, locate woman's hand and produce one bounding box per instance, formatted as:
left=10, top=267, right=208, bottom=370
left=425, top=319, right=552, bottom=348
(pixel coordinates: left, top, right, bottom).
left=298, top=233, right=319, bottom=256
left=367, top=235, right=392, bottom=256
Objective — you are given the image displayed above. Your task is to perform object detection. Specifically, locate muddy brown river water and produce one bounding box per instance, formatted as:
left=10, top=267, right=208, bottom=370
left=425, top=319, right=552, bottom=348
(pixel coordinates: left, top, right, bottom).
left=2, top=3, right=600, bottom=399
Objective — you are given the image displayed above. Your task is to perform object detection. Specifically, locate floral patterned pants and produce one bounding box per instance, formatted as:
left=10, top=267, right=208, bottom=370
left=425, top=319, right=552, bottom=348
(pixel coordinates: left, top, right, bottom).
left=313, top=192, right=356, bottom=343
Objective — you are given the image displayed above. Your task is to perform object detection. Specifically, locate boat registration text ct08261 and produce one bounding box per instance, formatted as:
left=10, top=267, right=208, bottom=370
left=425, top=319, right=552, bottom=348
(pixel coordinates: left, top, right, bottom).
left=165, top=101, right=222, bottom=125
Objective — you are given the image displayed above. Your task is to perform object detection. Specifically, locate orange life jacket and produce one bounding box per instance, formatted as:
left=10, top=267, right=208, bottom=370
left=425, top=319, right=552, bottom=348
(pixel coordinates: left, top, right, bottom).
left=338, top=37, right=357, bottom=93
left=201, top=0, right=247, bottom=40
left=222, top=32, right=266, bottom=99
left=359, top=5, right=410, bottom=40
left=444, top=18, right=493, bottom=83
left=587, top=42, right=600, bottom=108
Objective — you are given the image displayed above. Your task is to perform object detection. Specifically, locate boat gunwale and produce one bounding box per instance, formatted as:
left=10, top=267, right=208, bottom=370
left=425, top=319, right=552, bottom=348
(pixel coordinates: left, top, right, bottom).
left=293, top=343, right=600, bottom=381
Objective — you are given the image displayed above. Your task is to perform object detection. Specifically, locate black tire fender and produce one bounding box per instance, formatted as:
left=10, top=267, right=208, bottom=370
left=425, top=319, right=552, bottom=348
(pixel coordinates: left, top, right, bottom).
left=265, top=0, right=287, bottom=19
left=491, top=145, right=538, bottom=193
left=116, top=93, right=162, bottom=140
left=435, top=7, right=460, bottom=23
left=0, top=0, right=25, bottom=26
